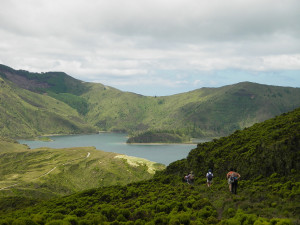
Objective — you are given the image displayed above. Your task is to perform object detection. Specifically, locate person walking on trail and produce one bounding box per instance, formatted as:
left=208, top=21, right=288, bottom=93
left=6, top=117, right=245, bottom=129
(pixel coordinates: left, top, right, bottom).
left=227, top=168, right=241, bottom=194
left=185, top=171, right=195, bottom=185
left=206, top=169, right=213, bottom=187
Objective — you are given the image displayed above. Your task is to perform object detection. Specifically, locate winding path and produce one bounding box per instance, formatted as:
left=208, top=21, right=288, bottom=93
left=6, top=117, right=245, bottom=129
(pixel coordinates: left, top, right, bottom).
left=0, top=152, right=91, bottom=191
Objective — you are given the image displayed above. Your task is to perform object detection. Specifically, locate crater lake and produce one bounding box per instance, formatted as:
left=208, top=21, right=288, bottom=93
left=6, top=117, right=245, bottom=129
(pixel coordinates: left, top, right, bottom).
left=18, top=133, right=210, bottom=165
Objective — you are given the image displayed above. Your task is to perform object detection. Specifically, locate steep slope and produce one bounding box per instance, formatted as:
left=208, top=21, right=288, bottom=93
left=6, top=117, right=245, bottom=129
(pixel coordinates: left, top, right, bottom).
left=84, top=81, right=300, bottom=139
left=0, top=64, right=87, bottom=95
left=0, top=77, right=96, bottom=138
left=2, top=64, right=300, bottom=140
left=165, top=106, right=300, bottom=179
left=0, top=109, right=299, bottom=224
left=0, top=138, right=165, bottom=199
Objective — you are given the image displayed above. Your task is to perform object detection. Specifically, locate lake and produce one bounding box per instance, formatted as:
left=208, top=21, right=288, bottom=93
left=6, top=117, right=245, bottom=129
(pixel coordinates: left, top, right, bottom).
left=18, top=133, right=210, bottom=165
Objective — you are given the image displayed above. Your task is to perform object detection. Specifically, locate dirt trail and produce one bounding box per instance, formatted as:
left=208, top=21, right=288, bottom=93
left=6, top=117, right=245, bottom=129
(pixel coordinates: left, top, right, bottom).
left=0, top=152, right=90, bottom=191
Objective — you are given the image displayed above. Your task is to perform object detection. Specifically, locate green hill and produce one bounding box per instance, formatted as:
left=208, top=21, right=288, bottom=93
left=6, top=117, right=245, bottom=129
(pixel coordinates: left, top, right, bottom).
left=165, top=107, right=300, bottom=179
left=1, top=64, right=300, bottom=141
left=0, top=76, right=96, bottom=138
left=0, top=137, right=165, bottom=200
left=83, top=81, right=300, bottom=140
left=0, top=108, right=299, bottom=224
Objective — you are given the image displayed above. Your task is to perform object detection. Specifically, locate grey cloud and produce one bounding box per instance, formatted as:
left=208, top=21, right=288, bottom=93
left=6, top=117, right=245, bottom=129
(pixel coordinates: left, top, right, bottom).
left=0, top=0, right=300, bottom=96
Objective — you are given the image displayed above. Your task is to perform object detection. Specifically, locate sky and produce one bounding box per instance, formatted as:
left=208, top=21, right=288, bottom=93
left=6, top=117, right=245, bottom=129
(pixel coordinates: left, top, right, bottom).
left=0, top=0, right=300, bottom=96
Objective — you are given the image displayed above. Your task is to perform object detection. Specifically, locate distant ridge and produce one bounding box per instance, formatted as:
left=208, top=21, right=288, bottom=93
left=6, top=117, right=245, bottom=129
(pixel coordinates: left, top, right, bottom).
left=1, top=64, right=300, bottom=140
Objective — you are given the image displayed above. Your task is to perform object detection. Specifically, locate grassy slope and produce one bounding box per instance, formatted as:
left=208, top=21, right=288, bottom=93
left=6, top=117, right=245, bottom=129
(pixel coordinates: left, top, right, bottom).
left=0, top=77, right=96, bottom=138
left=0, top=109, right=298, bottom=224
left=2, top=64, right=300, bottom=140
left=0, top=138, right=165, bottom=199
left=84, top=81, right=300, bottom=138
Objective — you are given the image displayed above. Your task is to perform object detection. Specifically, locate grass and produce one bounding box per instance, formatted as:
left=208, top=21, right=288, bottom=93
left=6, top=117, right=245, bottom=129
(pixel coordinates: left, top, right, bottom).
left=2, top=65, right=300, bottom=140
left=83, top=81, right=300, bottom=139
left=0, top=139, right=165, bottom=199
left=0, top=77, right=96, bottom=138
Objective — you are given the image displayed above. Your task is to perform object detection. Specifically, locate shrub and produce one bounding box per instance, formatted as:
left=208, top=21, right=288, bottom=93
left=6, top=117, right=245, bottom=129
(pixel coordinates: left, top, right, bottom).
left=45, top=220, right=64, bottom=225
left=70, top=209, right=86, bottom=218
left=12, top=218, right=38, bottom=225
left=63, top=216, right=78, bottom=225
left=0, top=219, right=10, bottom=225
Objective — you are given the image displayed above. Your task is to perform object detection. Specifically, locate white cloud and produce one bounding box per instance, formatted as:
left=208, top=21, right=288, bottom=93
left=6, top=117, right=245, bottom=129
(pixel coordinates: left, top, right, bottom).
left=0, top=0, right=300, bottom=95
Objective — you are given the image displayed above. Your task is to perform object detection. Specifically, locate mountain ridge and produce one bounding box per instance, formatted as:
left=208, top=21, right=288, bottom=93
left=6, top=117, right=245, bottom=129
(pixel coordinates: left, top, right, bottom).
left=1, top=64, right=300, bottom=140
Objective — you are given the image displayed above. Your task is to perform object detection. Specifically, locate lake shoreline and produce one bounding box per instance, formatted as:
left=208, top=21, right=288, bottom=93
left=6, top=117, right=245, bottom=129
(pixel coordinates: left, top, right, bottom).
left=17, top=133, right=210, bottom=165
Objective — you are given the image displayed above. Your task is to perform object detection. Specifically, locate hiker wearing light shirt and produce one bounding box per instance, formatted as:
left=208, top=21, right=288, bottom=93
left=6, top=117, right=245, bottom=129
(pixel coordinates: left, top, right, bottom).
left=206, top=169, right=213, bottom=187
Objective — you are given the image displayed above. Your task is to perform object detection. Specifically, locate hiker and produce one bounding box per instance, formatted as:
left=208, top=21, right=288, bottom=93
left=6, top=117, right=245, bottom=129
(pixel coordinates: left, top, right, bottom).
left=226, top=168, right=241, bottom=194
left=184, top=174, right=189, bottom=183
left=206, top=169, right=213, bottom=187
left=185, top=171, right=194, bottom=185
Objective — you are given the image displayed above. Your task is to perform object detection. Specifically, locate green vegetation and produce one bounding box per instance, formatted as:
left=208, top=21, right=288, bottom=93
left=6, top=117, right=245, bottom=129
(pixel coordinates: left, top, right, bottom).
left=36, top=136, right=53, bottom=142
left=0, top=64, right=88, bottom=95
left=0, top=76, right=96, bottom=138
left=0, top=107, right=299, bottom=224
left=2, top=64, right=300, bottom=141
left=127, top=130, right=190, bottom=143
left=1, top=64, right=299, bottom=223
left=0, top=173, right=297, bottom=224
left=165, top=107, right=300, bottom=179
left=47, top=92, right=89, bottom=115
left=83, top=81, right=300, bottom=141
left=0, top=139, right=165, bottom=200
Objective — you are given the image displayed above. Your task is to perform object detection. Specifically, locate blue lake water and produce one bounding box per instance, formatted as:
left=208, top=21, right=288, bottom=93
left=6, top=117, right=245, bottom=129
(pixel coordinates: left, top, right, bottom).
left=18, top=133, right=210, bottom=165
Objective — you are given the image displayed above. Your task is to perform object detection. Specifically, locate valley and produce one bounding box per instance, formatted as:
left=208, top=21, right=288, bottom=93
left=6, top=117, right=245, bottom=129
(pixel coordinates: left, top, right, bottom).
left=1, top=64, right=300, bottom=141
left=0, top=105, right=299, bottom=224
left=0, top=64, right=299, bottom=224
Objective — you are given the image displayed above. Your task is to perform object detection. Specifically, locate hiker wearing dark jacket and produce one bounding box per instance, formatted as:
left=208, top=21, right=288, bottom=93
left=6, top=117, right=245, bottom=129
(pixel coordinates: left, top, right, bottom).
left=206, top=169, right=213, bottom=187
left=227, top=168, right=241, bottom=194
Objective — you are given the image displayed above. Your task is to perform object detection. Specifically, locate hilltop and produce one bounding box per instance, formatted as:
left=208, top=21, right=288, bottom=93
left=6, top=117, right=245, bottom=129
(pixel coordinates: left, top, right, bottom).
left=1, top=64, right=300, bottom=141
left=0, top=107, right=299, bottom=224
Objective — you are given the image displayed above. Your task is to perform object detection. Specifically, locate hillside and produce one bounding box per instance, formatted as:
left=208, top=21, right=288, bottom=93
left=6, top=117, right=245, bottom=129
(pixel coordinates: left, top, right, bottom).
left=0, top=76, right=96, bottom=138
left=0, top=137, right=165, bottom=200
left=0, top=108, right=299, bottom=224
left=165, top=106, right=300, bottom=179
left=1, top=64, right=300, bottom=140
left=83, top=81, right=300, bottom=140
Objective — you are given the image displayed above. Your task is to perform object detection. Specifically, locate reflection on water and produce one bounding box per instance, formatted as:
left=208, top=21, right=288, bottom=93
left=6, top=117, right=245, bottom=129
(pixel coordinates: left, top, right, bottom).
left=19, top=133, right=210, bottom=165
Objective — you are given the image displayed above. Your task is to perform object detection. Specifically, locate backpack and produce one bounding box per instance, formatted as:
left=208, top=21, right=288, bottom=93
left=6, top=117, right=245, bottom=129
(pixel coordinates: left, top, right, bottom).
left=207, top=172, right=213, bottom=181
left=229, top=176, right=235, bottom=184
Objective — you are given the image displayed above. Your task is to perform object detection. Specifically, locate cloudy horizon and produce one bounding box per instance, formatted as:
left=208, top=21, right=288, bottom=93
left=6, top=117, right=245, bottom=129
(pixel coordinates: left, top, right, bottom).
left=1, top=0, right=299, bottom=96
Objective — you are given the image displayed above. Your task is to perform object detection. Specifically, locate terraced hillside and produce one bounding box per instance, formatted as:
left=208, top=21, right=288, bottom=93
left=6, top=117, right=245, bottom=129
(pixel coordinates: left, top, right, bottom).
left=0, top=137, right=165, bottom=199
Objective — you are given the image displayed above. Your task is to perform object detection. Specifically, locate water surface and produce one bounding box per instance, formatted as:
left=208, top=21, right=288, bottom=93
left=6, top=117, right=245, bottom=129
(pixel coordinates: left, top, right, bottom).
left=19, top=133, right=209, bottom=165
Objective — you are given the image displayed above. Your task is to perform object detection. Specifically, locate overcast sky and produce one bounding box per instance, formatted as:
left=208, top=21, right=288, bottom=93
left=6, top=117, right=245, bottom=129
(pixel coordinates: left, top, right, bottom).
left=0, top=0, right=300, bottom=96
